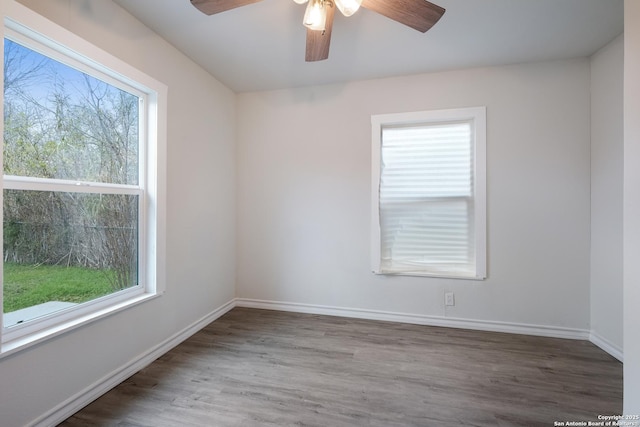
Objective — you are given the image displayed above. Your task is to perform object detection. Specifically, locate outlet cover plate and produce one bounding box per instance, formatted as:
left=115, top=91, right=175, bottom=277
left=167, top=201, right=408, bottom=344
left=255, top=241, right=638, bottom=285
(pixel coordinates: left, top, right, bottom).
left=445, top=292, right=455, bottom=306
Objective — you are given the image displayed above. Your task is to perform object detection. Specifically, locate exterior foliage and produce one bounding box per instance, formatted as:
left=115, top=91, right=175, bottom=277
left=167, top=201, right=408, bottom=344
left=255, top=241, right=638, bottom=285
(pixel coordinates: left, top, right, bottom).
left=3, top=39, right=139, bottom=291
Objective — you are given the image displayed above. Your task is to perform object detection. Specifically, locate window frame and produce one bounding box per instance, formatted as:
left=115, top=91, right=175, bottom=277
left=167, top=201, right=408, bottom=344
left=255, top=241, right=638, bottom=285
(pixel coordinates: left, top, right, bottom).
left=0, top=1, right=167, bottom=356
left=371, top=107, right=487, bottom=280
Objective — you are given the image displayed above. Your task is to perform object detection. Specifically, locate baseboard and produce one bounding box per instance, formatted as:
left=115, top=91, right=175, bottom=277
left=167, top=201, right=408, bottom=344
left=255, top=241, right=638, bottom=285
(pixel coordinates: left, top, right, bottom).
left=30, top=299, right=236, bottom=427
left=235, top=298, right=591, bottom=341
left=237, top=299, right=625, bottom=361
left=589, top=331, right=623, bottom=362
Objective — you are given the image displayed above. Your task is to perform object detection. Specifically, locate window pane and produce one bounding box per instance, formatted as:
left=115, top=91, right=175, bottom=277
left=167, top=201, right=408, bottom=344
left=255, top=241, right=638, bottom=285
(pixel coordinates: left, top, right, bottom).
left=3, top=190, right=138, bottom=326
left=381, top=123, right=472, bottom=199
left=379, top=121, right=475, bottom=275
left=3, top=39, right=139, bottom=185
left=380, top=199, right=474, bottom=274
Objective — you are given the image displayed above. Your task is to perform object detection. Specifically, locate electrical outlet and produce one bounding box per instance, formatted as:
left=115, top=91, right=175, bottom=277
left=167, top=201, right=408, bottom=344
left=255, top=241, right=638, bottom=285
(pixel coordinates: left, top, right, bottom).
left=445, top=292, right=455, bottom=306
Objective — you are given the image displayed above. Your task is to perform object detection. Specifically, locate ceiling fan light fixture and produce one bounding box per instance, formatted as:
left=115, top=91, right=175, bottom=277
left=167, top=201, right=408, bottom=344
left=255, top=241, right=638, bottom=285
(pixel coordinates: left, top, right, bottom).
left=191, top=0, right=446, bottom=61
left=334, top=0, right=361, bottom=17
left=303, top=0, right=327, bottom=31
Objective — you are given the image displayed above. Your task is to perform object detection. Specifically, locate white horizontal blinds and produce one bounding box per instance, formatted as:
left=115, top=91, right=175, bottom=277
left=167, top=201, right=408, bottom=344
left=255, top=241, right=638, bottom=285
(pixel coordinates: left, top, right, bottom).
left=379, top=121, right=475, bottom=276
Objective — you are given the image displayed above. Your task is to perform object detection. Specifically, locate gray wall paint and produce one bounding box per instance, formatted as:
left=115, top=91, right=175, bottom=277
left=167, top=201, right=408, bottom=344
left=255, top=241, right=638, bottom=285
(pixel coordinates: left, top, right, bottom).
left=623, top=0, right=640, bottom=413
left=237, top=59, right=592, bottom=330
left=590, top=35, right=624, bottom=352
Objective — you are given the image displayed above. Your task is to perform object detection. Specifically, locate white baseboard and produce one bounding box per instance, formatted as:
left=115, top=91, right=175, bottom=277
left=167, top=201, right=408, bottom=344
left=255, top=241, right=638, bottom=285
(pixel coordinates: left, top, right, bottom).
left=31, top=299, right=236, bottom=427
left=235, top=298, right=591, bottom=341
left=589, top=331, right=623, bottom=362
left=237, top=299, right=624, bottom=361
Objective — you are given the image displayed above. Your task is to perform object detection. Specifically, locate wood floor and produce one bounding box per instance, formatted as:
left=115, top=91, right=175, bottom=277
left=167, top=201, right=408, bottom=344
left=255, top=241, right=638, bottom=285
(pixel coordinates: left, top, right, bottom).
left=60, top=308, right=622, bottom=426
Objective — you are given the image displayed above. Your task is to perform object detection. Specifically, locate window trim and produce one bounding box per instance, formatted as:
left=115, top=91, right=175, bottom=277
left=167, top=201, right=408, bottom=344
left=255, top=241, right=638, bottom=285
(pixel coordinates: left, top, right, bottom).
left=0, top=0, right=167, bottom=356
left=371, top=107, right=487, bottom=280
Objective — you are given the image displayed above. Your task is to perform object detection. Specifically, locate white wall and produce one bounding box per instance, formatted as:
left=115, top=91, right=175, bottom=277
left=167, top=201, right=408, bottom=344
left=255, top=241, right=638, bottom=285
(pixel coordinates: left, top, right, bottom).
left=590, top=35, right=624, bottom=356
left=0, top=1, right=237, bottom=426
left=237, top=59, right=592, bottom=331
left=624, top=0, right=640, bottom=413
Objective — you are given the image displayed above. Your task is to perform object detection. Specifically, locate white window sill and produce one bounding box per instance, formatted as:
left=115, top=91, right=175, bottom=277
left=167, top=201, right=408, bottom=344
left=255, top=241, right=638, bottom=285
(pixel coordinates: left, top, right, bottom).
left=373, top=270, right=486, bottom=280
left=0, top=292, right=160, bottom=359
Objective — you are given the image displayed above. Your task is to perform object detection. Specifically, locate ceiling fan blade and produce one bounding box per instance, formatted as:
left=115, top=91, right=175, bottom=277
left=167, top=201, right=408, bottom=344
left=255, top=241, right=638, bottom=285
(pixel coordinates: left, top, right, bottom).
left=191, top=0, right=263, bottom=15
left=305, top=4, right=336, bottom=62
left=361, top=0, right=445, bottom=33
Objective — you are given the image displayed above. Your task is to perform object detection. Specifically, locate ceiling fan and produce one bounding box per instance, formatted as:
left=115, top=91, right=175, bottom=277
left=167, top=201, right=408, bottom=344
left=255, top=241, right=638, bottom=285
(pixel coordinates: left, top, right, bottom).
left=190, top=0, right=445, bottom=62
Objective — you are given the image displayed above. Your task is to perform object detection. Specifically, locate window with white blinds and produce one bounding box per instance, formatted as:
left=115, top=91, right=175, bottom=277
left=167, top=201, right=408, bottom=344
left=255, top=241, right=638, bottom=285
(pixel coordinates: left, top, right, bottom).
left=371, top=107, right=486, bottom=279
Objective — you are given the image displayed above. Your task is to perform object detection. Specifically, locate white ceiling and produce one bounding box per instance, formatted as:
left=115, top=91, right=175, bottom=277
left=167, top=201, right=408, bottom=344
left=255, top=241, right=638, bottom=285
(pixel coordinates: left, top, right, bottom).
left=113, top=0, right=623, bottom=93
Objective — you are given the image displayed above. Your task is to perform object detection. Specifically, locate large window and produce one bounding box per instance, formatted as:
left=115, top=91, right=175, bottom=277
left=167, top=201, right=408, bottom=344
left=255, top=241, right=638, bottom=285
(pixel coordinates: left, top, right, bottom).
left=371, top=107, right=486, bottom=279
left=1, top=3, right=166, bottom=353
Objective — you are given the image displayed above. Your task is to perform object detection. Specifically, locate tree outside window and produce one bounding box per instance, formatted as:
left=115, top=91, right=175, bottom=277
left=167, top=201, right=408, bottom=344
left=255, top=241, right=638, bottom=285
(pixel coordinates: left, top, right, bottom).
left=3, top=38, right=143, bottom=325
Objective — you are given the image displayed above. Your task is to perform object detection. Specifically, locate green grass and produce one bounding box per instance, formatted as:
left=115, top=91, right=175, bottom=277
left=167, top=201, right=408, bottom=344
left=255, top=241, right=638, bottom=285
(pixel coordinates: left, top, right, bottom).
left=3, top=263, right=115, bottom=313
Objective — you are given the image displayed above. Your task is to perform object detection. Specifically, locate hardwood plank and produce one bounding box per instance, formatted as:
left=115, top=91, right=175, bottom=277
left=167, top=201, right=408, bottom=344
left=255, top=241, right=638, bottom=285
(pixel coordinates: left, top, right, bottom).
left=60, top=308, right=622, bottom=426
